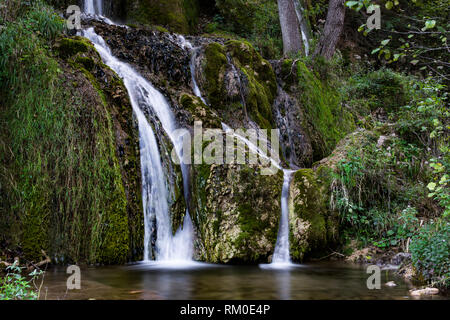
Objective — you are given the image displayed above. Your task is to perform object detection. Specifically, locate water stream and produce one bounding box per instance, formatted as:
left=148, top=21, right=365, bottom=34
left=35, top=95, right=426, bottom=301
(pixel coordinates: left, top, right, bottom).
left=84, top=0, right=103, bottom=15
left=82, top=1, right=193, bottom=263
left=272, top=170, right=295, bottom=265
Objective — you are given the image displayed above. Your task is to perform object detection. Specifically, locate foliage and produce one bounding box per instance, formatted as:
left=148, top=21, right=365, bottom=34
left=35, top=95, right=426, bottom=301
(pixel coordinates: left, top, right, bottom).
left=341, top=68, right=412, bottom=115
left=410, top=219, right=450, bottom=288
left=0, top=0, right=132, bottom=264
left=210, top=0, right=283, bottom=58
left=0, top=261, right=43, bottom=300
left=333, top=127, right=427, bottom=246
left=396, top=79, right=449, bottom=219
left=345, top=0, right=450, bottom=82
left=333, top=70, right=449, bottom=291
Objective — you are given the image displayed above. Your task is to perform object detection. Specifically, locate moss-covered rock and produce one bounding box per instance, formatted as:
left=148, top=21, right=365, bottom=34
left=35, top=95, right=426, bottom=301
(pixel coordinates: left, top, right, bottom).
left=203, top=42, right=229, bottom=109
left=192, top=163, right=283, bottom=263
left=199, top=40, right=277, bottom=129
left=343, top=68, right=412, bottom=114
left=55, top=37, right=92, bottom=58
left=17, top=35, right=145, bottom=265
left=180, top=93, right=221, bottom=128
left=289, top=168, right=338, bottom=261
left=278, top=59, right=356, bottom=161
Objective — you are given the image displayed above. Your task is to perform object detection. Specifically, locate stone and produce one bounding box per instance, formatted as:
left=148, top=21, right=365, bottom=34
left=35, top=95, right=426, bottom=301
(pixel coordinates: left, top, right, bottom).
left=385, top=281, right=397, bottom=287
left=409, top=288, right=439, bottom=296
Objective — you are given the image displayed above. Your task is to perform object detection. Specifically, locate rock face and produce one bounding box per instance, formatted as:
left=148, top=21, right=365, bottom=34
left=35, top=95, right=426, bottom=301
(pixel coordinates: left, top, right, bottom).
left=192, top=164, right=284, bottom=263
left=35, top=18, right=357, bottom=264
left=196, top=39, right=278, bottom=130
left=54, top=36, right=144, bottom=264
left=289, top=168, right=339, bottom=261
left=272, top=59, right=355, bottom=164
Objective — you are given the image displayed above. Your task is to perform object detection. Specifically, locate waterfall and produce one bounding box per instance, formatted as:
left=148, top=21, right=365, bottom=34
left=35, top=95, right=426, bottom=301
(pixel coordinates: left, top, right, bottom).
left=272, top=170, right=294, bottom=264
left=84, top=0, right=103, bottom=15
left=222, top=123, right=295, bottom=267
left=172, top=35, right=208, bottom=105
left=83, top=27, right=193, bottom=262
left=293, top=0, right=310, bottom=56
left=182, top=38, right=297, bottom=266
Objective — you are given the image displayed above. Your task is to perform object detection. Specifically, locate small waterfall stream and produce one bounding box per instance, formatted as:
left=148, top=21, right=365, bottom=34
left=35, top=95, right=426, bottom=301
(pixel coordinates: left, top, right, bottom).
left=82, top=1, right=193, bottom=263
left=182, top=37, right=297, bottom=266
left=294, top=0, right=310, bottom=56
left=272, top=170, right=294, bottom=265
left=84, top=0, right=103, bottom=16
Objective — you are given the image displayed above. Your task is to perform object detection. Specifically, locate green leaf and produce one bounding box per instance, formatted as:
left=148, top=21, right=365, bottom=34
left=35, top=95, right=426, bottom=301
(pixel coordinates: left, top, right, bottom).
left=345, top=1, right=360, bottom=8
left=410, top=60, right=419, bottom=65
left=381, top=39, right=390, bottom=46
left=422, top=20, right=436, bottom=31
left=385, top=1, right=393, bottom=10
left=371, top=47, right=381, bottom=54
left=427, top=182, right=436, bottom=191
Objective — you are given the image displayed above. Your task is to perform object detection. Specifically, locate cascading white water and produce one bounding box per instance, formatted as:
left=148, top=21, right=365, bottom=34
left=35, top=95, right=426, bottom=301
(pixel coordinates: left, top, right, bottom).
left=272, top=170, right=294, bottom=264
left=293, top=0, right=310, bottom=56
left=173, top=35, right=208, bottom=105
left=183, top=36, right=297, bottom=266
left=222, top=124, right=295, bottom=267
left=84, top=0, right=103, bottom=15
left=82, top=27, right=193, bottom=262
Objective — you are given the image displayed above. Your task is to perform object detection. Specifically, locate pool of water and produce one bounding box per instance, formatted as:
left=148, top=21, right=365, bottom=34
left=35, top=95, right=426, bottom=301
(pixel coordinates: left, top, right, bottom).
left=38, top=261, right=446, bottom=300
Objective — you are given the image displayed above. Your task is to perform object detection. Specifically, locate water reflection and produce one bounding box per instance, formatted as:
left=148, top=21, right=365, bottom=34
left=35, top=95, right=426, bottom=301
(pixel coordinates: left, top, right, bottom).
left=39, top=262, right=447, bottom=300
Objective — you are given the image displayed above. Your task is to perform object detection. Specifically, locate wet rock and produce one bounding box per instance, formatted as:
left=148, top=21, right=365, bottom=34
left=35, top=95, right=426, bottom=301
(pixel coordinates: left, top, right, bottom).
left=289, top=168, right=339, bottom=261
left=272, top=59, right=355, bottom=162
left=272, top=87, right=313, bottom=168
left=385, top=281, right=397, bottom=287
left=192, top=164, right=284, bottom=263
left=409, top=288, right=439, bottom=296
left=391, top=252, right=411, bottom=266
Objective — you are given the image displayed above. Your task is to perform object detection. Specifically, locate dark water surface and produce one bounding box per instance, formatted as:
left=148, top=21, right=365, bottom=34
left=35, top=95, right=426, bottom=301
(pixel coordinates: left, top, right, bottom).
left=39, top=261, right=446, bottom=300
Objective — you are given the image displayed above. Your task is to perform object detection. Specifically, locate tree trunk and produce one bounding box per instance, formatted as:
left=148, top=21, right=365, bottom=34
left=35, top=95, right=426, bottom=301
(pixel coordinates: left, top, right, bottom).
left=313, top=0, right=346, bottom=59
left=277, top=0, right=303, bottom=55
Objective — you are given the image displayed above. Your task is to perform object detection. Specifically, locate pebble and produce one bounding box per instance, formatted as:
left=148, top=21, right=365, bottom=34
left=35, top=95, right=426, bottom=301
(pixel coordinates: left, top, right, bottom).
left=385, top=281, right=397, bottom=287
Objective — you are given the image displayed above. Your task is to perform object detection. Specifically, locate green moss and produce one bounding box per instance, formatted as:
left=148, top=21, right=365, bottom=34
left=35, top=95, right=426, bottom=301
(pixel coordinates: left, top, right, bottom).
left=180, top=93, right=221, bottom=128
left=22, top=203, right=50, bottom=262
left=74, top=56, right=95, bottom=71
left=56, top=37, right=93, bottom=58
left=343, top=68, right=411, bottom=114
left=290, top=169, right=335, bottom=261
left=203, top=40, right=277, bottom=129
left=281, top=58, right=297, bottom=85
left=204, top=42, right=228, bottom=109
left=154, top=25, right=170, bottom=33
left=294, top=61, right=355, bottom=160
left=98, top=158, right=129, bottom=264
left=126, top=0, right=198, bottom=33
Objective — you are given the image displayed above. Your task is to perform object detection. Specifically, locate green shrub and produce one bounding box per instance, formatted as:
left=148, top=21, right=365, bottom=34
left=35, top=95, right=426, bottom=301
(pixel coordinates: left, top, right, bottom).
left=0, top=262, right=43, bottom=300
left=212, top=0, right=283, bottom=58
left=342, top=68, right=412, bottom=115
left=410, top=219, right=450, bottom=288
left=334, top=135, right=428, bottom=246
